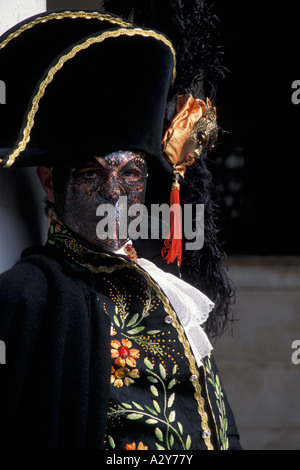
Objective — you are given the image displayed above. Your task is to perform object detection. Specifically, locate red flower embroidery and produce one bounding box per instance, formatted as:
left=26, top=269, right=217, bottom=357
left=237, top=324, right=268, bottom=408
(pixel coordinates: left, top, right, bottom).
left=111, top=338, right=140, bottom=367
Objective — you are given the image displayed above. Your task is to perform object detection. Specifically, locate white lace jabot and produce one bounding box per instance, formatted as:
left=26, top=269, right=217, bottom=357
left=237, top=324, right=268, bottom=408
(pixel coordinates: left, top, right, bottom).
left=137, top=257, right=214, bottom=367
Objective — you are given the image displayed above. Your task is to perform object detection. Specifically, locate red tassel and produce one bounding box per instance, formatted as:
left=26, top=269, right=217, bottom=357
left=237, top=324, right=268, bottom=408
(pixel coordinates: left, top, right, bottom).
left=161, top=177, right=182, bottom=266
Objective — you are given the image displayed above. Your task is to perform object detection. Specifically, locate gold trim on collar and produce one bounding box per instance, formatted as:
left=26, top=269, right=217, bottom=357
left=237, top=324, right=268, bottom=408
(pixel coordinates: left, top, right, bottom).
left=3, top=27, right=176, bottom=168
left=0, top=10, right=133, bottom=51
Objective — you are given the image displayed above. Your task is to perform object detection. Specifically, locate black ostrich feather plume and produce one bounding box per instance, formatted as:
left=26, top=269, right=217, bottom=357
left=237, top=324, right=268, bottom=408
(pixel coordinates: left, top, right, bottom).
left=102, top=0, right=226, bottom=103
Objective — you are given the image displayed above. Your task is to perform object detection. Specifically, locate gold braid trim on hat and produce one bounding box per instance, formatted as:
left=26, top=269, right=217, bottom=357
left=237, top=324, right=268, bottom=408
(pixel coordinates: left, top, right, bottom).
left=2, top=28, right=176, bottom=168
left=0, top=10, right=133, bottom=51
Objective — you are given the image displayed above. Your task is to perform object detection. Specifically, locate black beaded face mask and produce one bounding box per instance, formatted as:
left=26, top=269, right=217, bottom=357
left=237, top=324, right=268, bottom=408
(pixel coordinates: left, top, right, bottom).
left=53, top=151, right=148, bottom=250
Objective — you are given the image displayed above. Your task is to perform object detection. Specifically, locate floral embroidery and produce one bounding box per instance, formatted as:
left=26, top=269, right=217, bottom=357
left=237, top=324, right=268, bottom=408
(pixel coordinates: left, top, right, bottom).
left=104, top=271, right=216, bottom=450
left=106, top=436, right=148, bottom=450
left=126, top=442, right=148, bottom=450
left=105, top=274, right=203, bottom=450
left=109, top=282, right=166, bottom=395
left=110, top=286, right=164, bottom=359
left=111, top=365, right=140, bottom=388
left=107, top=358, right=192, bottom=450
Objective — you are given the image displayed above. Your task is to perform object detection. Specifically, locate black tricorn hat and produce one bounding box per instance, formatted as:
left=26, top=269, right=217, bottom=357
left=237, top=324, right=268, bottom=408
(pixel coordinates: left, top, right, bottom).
left=0, top=9, right=176, bottom=171
left=0, top=9, right=133, bottom=163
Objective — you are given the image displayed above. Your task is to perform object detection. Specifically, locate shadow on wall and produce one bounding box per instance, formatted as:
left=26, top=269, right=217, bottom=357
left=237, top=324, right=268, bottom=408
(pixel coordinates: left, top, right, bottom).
left=0, top=167, right=48, bottom=273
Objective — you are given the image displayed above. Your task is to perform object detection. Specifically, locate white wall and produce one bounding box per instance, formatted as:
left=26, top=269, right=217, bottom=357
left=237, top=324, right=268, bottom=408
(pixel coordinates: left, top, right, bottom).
left=213, top=256, right=300, bottom=450
left=0, top=0, right=46, bottom=33
left=0, top=0, right=47, bottom=274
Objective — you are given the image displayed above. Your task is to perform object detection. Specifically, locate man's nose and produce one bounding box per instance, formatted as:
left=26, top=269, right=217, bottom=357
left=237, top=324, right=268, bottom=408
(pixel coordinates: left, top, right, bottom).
left=105, top=174, right=122, bottom=202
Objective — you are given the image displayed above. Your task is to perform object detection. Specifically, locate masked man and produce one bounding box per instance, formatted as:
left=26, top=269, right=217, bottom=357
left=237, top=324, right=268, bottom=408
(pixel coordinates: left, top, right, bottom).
left=0, top=8, right=241, bottom=450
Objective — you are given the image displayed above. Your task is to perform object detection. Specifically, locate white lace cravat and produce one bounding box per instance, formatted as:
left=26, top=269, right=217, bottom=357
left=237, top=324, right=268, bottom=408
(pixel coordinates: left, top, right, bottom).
left=137, top=257, right=214, bottom=367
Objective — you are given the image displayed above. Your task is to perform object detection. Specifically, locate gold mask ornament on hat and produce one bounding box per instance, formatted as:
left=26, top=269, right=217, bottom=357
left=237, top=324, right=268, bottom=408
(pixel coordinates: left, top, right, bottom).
left=161, top=94, right=218, bottom=266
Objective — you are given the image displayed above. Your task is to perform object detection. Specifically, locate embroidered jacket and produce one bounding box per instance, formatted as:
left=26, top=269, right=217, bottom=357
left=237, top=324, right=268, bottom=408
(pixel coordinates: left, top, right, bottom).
left=0, top=228, right=242, bottom=450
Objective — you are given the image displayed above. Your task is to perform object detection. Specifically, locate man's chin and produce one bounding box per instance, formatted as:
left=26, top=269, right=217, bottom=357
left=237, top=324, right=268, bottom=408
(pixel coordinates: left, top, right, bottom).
left=97, top=238, right=129, bottom=252
left=79, top=236, right=129, bottom=253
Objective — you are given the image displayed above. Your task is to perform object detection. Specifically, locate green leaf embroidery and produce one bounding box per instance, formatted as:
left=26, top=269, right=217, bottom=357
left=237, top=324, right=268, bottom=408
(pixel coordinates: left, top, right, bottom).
left=126, top=313, right=139, bottom=327
left=167, top=393, right=175, bottom=408
left=186, top=435, right=191, bottom=450
left=127, top=326, right=145, bottom=335
left=144, top=358, right=154, bottom=370
left=108, top=435, right=115, bottom=449
left=146, top=418, right=158, bottom=424
left=155, top=427, right=164, bottom=442
left=150, top=385, right=159, bottom=397
left=207, top=377, right=215, bottom=387
left=153, top=400, right=161, bottom=413
left=155, top=444, right=165, bottom=450
left=159, top=363, right=166, bottom=379
left=132, top=401, right=144, bottom=411
left=127, top=413, right=143, bottom=420
left=145, top=405, right=158, bottom=416
left=205, top=357, right=229, bottom=450
left=167, top=378, right=176, bottom=389
left=178, top=422, right=183, bottom=435
left=147, top=376, right=158, bottom=383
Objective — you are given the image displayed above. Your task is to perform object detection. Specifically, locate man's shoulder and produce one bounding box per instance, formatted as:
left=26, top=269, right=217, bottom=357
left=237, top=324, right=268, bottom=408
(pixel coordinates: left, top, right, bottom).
left=0, top=247, right=68, bottom=300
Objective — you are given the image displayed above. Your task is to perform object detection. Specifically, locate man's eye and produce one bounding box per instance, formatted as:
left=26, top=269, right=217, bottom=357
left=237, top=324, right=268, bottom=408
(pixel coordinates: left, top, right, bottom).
left=77, top=169, right=99, bottom=179
left=121, top=170, right=143, bottom=181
